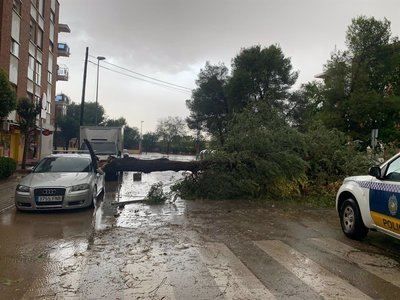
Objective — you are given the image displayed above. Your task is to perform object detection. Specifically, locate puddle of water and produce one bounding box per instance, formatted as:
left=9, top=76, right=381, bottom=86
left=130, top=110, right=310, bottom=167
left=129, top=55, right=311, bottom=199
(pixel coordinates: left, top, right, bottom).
left=93, top=155, right=194, bottom=231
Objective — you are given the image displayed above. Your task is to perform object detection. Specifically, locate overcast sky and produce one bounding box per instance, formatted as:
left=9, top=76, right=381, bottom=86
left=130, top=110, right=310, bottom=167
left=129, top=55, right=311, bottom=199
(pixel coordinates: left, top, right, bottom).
left=57, top=0, right=400, bottom=132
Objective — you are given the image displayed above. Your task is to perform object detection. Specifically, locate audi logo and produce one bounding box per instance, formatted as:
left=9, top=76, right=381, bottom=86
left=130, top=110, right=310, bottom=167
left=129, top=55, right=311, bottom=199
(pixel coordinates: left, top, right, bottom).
left=42, top=189, right=57, bottom=195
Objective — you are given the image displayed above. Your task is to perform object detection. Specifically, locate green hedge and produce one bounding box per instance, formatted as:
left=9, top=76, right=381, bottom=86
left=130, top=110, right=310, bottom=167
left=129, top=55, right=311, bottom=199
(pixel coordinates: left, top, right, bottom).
left=0, top=157, right=17, bottom=179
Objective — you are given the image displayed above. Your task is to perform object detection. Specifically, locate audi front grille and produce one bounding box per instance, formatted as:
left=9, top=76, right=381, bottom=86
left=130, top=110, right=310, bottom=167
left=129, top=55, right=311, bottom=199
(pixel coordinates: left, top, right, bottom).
left=34, top=188, right=66, bottom=197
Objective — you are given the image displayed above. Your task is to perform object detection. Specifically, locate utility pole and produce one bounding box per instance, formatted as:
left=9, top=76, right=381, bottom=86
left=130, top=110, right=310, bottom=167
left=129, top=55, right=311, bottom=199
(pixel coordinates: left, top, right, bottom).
left=95, top=56, right=106, bottom=125
left=80, top=47, right=89, bottom=128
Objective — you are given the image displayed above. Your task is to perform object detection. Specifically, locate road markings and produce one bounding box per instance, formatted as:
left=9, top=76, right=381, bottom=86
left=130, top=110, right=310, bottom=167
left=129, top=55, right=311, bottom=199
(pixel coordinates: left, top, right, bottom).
left=310, top=237, right=400, bottom=288
left=255, top=240, right=371, bottom=299
left=199, top=242, right=275, bottom=299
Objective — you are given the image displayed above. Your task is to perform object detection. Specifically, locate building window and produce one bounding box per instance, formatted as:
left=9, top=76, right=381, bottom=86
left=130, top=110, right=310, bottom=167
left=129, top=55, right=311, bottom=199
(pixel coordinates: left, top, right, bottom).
left=10, top=39, right=20, bottom=58
left=49, top=40, right=54, bottom=52
left=29, top=20, right=36, bottom=42
left=48, top=71, right=52, bottom=83
left=28, top=55, right=35, bottom=81
left=47, top=84, right=52, bottom=114
left=27, top=92, right=34, bottom=101
left=9, top=55, right=19, bottom=85
left=48, top=53, right=53, bottom=71
left=37, top=0, right=44, bottom=16
left=49, top=22, right=54, bottom=43
left=36, top=28, right=43, bottom=49
left=35, top=61, right=42, bottom=85
left=12, top=0, right=22, bottom=15
left=11, top=11, right=20, bottom=42
left=50, top=11, right=55, bottom=23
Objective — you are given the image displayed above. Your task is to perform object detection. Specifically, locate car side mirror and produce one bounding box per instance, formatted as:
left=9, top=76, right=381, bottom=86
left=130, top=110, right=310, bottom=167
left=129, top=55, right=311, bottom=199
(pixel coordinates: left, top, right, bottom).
left=28, top=166, right=34, bottom=173
left=369, top=166, right=381, bottom=179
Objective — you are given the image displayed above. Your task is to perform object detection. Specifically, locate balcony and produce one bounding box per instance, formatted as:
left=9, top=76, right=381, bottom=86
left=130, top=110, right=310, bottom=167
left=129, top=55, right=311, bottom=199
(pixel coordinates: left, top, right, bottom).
left=57, top=43, right=70, bottom=57
left=59, top=23, right=71, bottom=33
left=55, top=93, right=70, bottom=104
left=57, top=65, right=69, bottom=81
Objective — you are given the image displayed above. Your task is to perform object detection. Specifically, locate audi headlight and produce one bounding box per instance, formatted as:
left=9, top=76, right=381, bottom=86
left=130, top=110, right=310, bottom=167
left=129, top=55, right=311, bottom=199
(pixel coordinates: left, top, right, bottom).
left=16, top=185, right=30, bottom=192
left=70, top=184, right=90, bottom=192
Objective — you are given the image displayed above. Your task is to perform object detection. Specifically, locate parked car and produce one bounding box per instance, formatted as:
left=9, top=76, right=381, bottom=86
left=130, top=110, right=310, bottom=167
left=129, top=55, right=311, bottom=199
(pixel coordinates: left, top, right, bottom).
left=15, top=154, right=104, bottom=211
left=336, top=153, right=400, bottom=240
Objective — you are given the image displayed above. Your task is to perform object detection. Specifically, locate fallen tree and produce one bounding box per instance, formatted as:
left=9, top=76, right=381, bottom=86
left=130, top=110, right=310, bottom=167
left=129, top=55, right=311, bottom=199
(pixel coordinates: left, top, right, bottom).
left=82, top=139, right=201, bottom=181
left=103, top=157, right=201, bottom=180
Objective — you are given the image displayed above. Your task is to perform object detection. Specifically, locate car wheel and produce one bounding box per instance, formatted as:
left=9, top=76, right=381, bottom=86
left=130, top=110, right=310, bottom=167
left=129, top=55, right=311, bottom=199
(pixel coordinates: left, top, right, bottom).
left=339, top=198, right=368, bottom=240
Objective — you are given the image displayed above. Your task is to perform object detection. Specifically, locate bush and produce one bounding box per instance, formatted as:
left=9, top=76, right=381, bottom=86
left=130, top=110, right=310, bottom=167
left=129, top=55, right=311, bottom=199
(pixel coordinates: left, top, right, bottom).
left=304, top=121, right=372, bottom=185
left=0, top=157, right=17, bottom=179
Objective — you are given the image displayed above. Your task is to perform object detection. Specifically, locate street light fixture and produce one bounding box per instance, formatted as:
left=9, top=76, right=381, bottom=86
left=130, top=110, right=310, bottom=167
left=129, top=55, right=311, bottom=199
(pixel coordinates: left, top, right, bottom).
left=95, top=56, right=106, bottom=125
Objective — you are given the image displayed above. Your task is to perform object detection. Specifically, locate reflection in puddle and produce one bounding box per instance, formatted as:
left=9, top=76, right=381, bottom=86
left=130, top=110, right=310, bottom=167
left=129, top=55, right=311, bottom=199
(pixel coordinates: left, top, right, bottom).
left=115, top=171, right=187, bottom=229
left=93, top=154, right=194, bottom=231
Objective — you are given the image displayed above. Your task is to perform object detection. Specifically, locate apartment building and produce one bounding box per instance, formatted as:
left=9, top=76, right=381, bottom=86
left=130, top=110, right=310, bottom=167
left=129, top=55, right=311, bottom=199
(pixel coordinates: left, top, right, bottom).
left=0, top=0, right=70, bottom=162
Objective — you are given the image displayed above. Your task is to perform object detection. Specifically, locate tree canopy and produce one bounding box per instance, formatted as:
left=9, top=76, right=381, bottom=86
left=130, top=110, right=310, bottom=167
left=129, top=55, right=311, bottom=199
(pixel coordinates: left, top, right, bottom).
left=186, top=45, right=298, bottom=146
left=186, top=62, right=229, bottom=146
left=0, top=69, right=16, bottom=119
left=156, top=117, right=186, bottom=154
left=318, top=16, right=400, bottom=143
left=17, top=98, right=41, bottom=169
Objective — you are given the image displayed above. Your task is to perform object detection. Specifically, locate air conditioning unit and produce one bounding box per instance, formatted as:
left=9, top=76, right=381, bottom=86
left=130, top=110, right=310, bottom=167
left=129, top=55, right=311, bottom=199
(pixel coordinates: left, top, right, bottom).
left=1, top=121, right=10, bottom=132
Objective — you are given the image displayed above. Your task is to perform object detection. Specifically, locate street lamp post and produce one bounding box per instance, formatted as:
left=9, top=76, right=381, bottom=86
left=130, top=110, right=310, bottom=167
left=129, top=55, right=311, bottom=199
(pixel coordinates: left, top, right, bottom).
left=95, top=56, right=106, bottom=125
left=139, top=121, right=144, bottom=154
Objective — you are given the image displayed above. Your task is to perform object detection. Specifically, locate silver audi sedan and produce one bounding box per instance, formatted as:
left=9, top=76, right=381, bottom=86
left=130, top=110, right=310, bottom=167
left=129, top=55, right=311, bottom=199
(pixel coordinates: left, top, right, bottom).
left=15, top=154, right=104, bottom=211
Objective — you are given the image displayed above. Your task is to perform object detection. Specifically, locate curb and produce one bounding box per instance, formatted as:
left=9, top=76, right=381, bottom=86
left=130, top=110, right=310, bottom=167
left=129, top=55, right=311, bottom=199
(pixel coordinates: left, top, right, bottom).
left=0, top=204, right=14, bottom=214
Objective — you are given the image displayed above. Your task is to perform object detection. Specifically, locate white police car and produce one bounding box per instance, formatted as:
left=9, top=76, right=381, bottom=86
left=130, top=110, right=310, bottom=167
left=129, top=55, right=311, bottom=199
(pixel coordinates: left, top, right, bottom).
left=337, top=153, right=400, bottom=240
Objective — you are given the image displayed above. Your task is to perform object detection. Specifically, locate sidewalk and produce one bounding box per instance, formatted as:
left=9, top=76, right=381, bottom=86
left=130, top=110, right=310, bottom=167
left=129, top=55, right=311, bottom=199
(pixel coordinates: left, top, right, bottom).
left=0, top=174, right=23, bottom=213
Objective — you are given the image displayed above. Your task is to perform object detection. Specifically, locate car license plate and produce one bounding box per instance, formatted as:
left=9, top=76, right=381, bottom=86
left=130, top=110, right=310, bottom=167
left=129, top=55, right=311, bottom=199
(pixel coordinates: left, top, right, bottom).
left=37, top=196, right=63, bottom=202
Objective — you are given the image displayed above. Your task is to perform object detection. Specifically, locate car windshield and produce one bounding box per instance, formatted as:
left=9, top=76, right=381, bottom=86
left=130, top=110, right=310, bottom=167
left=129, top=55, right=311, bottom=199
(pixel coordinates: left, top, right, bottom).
left=81, top=142, right=116, bottom=155
left=34, top=157, right=92, bottom=173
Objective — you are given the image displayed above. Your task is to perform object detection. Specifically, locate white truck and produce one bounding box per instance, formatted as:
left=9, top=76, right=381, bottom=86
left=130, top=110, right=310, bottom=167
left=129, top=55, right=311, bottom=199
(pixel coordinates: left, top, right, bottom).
left=80, top=126, right=123, bottom=161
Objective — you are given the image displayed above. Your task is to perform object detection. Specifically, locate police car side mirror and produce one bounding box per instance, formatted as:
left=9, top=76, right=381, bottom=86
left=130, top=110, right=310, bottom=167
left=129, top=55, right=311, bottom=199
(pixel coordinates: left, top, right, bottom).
left=369, top=166, right=381, bottom=179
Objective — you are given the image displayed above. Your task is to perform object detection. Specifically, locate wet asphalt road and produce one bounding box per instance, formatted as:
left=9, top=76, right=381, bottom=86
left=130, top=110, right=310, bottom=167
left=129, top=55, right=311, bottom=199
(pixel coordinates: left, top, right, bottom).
left=1, top=155, right=400, bottom=299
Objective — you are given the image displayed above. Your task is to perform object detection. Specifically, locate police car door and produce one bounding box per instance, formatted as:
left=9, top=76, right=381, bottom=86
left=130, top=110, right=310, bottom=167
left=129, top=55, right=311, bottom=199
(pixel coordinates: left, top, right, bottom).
left=369, top=156, right=400, bottom=236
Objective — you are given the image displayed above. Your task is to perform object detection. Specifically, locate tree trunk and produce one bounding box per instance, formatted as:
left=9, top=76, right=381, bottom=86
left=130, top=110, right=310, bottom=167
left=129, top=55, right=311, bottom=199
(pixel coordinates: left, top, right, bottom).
left=103, top=157, right=201, bottom=181
left=21, top=133, right=29, bottom=170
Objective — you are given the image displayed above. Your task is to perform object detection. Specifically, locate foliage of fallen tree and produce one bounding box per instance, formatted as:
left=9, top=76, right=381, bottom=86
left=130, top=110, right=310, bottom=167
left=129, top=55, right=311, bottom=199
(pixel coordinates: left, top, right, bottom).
left=145, top=182, right=170, bottom=204
left=173, top=105, right=307, bottom=199
left=173, top=105, right=372, bottom=202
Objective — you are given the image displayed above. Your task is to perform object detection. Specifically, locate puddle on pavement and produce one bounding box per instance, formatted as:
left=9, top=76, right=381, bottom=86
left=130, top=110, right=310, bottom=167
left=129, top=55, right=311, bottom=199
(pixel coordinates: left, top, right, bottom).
left=93, top=166, right=190, bottom=231
left=91, top=152, right=196, bottom=231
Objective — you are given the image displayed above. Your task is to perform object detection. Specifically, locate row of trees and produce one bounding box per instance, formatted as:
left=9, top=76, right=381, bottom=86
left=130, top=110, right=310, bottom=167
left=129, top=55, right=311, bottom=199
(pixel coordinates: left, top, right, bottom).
left=187, top=16, right=400, bottom=148
left=56, top=102, right=203, bottom=154
left=176, top=16, right=400, bottom=200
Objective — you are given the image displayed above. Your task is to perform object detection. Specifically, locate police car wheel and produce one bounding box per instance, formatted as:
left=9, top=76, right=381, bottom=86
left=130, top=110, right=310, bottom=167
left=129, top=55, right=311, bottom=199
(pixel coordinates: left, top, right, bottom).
left=340, top=198, right=368, bottom=240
